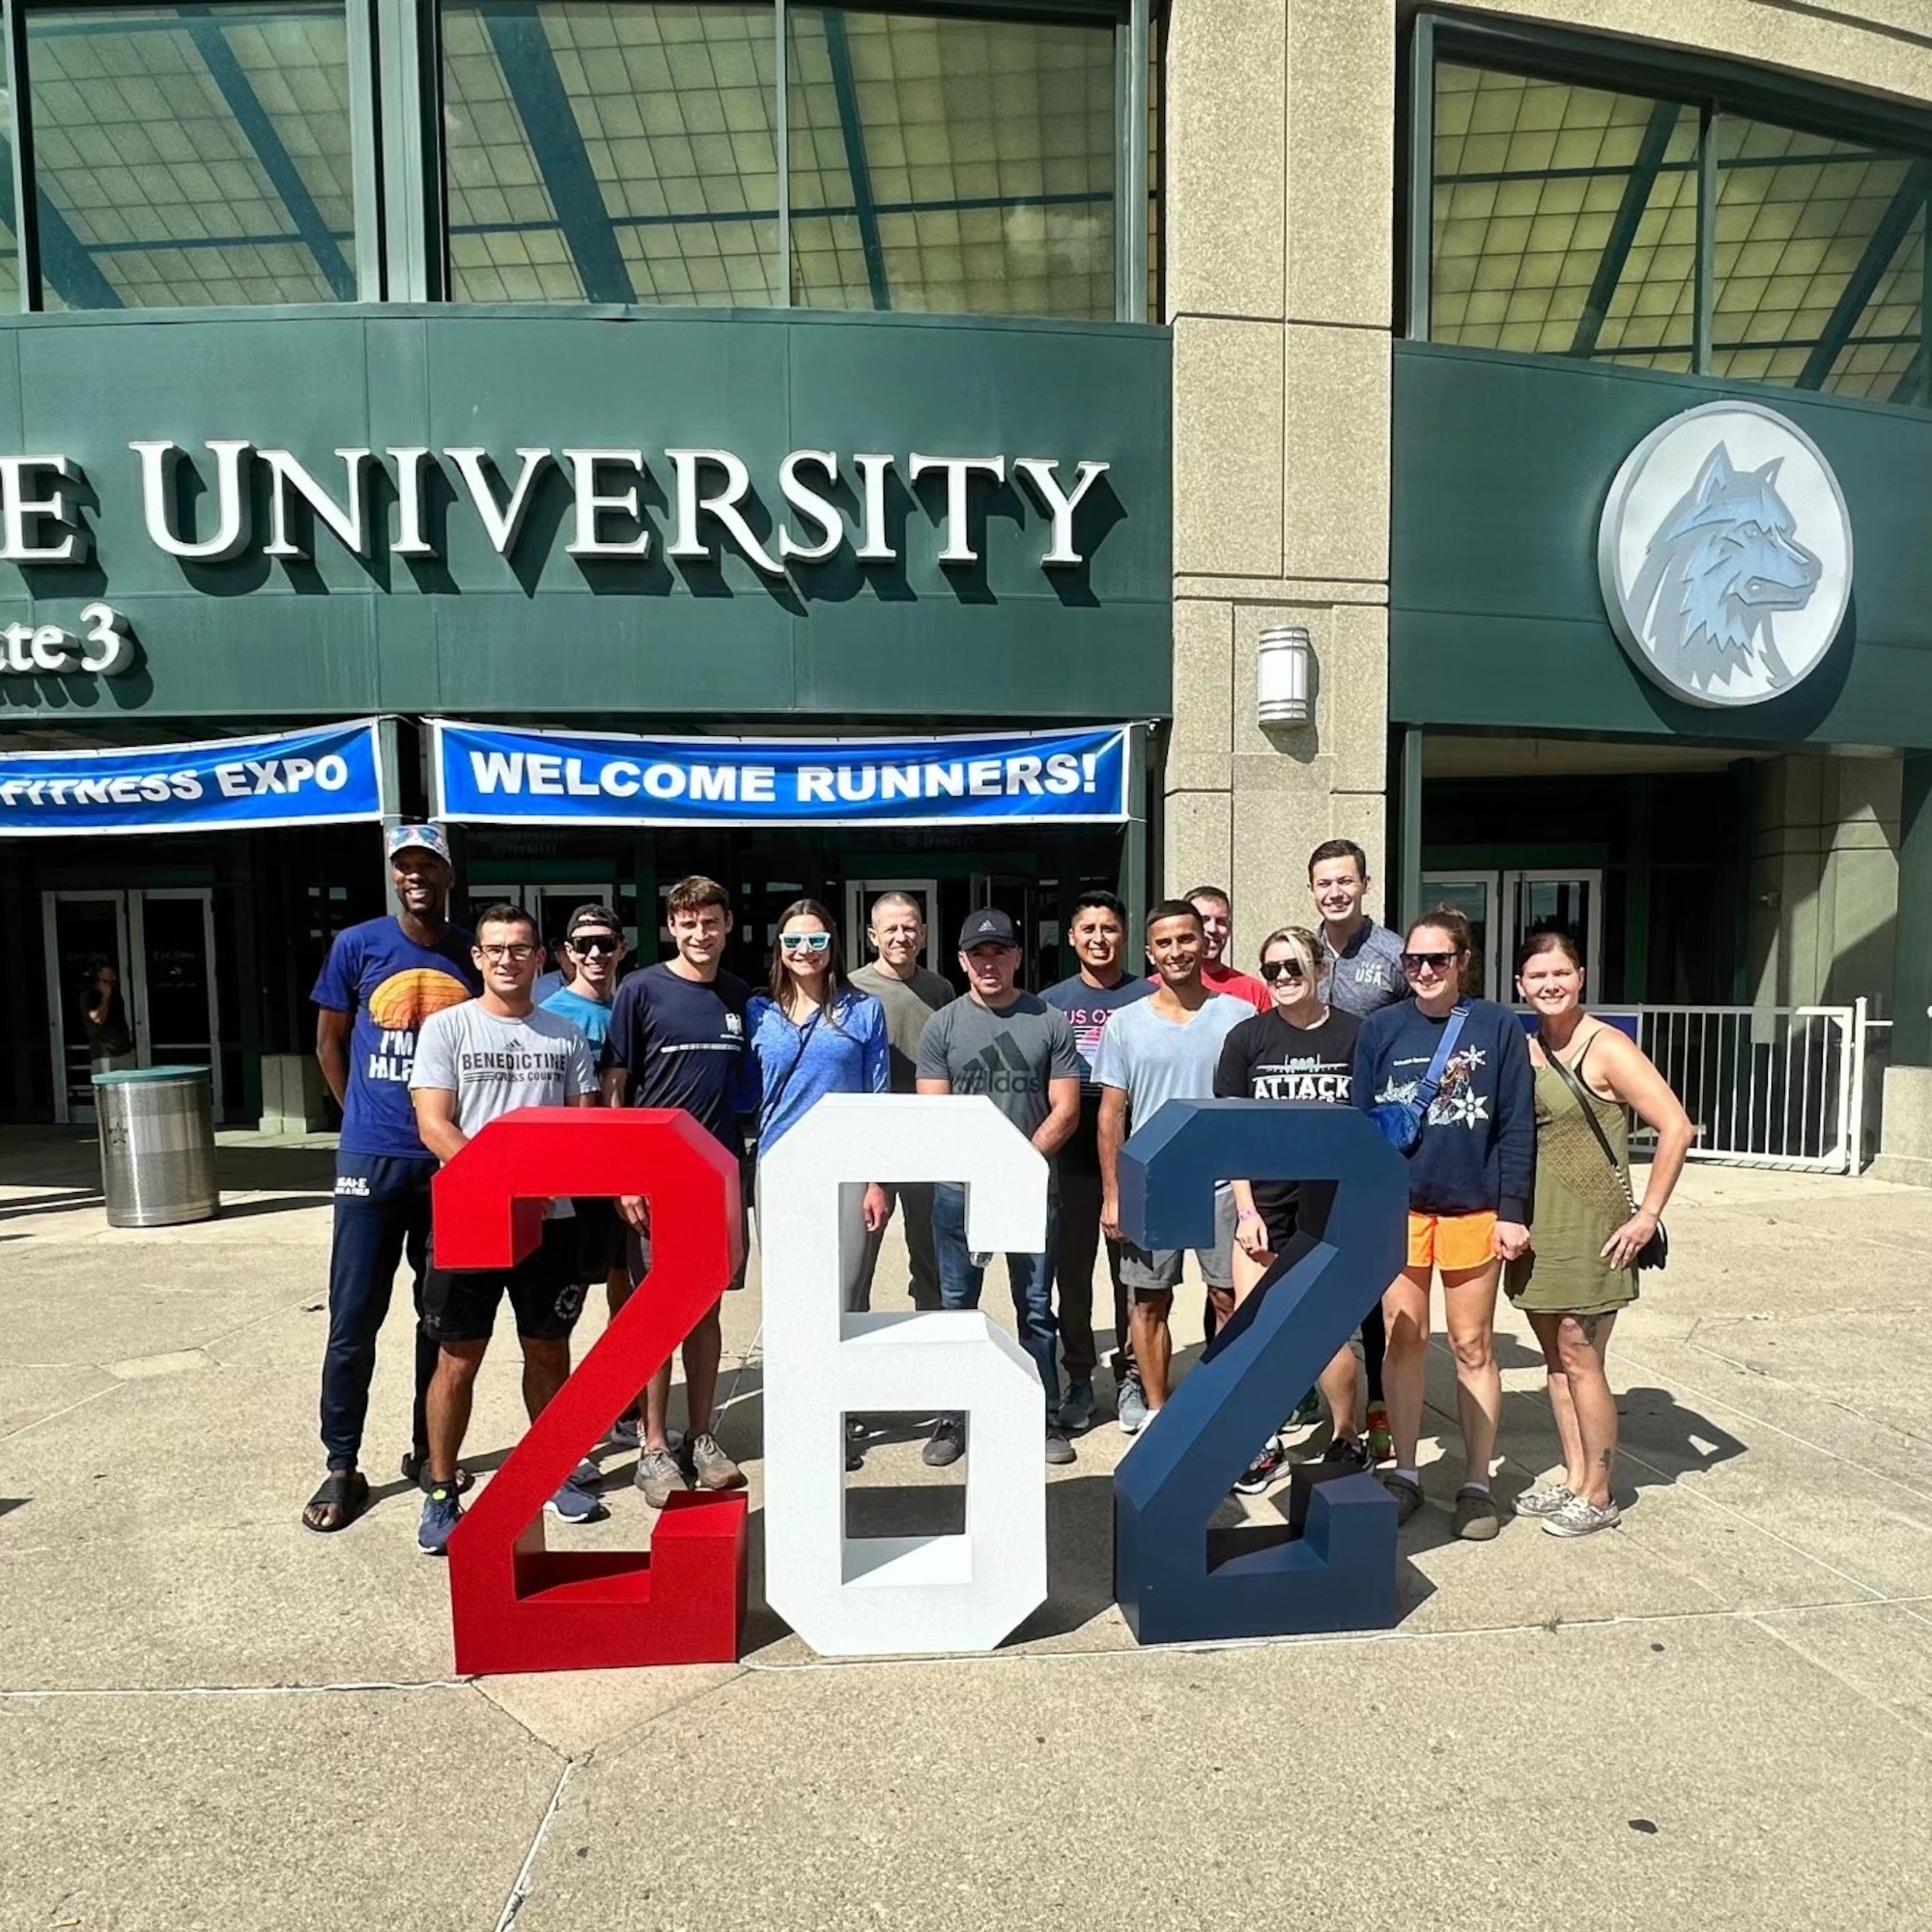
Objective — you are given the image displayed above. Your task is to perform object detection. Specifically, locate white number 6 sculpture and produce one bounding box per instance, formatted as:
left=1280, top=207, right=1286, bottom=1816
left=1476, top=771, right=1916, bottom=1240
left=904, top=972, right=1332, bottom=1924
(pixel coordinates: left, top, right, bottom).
left=758, top=1094, right=1049, bottom=1657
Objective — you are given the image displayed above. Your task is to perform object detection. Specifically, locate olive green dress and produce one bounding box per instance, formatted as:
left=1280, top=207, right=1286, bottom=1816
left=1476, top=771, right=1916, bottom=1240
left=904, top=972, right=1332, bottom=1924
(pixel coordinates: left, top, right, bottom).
left=1504, top=1037, right=1638, bottom=1317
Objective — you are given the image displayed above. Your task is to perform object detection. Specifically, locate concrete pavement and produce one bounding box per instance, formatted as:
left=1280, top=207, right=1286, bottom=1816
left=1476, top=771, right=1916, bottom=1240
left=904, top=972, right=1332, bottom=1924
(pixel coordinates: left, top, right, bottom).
left=3, top=1128, right=1931, bottom=1929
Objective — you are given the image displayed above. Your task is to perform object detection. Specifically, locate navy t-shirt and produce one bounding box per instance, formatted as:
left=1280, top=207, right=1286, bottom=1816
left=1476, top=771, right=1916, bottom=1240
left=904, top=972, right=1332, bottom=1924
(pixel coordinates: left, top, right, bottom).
left=603, top=961, right=756, bottom=1156
left=311, top=916, right=480, bottom=1159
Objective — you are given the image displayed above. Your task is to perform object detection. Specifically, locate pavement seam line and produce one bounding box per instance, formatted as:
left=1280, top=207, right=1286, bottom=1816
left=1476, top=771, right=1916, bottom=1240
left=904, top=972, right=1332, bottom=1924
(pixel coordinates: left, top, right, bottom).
left=1618, top=1339, right=1932, bottom=1487
left=1746, top=1611, right=1932, bottom=1741
left=494, top=1754, right=582, bottom=1932
left=0, top=1679, right=470, bottom=1700
left=0, top=1378, right=127, bottom=1443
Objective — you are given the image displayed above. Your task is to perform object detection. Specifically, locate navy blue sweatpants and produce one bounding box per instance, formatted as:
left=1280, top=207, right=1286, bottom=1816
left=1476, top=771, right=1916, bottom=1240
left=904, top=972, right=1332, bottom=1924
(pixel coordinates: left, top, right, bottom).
left=319, top=1153, right=440, bottom=1472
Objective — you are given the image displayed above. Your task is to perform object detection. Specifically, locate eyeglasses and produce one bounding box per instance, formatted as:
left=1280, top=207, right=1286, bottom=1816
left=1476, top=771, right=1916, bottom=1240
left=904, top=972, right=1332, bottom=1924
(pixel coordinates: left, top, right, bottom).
left=781, top=932, right=832, bottom=954
left=1402, top=951, right=1459, bottom=972
left=569, top=935, right=619, bottom=956
left=1259, top=960, right=1306, bottom=984
left=478, top=943, right=537, bottom=962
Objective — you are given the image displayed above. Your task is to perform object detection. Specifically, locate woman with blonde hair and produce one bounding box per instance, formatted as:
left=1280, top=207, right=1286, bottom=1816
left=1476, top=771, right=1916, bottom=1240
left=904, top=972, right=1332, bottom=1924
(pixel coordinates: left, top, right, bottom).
left=1210, top=924, right=1366, bottom=1492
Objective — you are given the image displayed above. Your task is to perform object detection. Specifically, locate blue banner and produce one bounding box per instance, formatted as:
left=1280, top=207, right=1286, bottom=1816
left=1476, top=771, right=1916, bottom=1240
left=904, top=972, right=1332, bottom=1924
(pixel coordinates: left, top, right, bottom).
left=0, top=720, right=384, bottom=838
left=432, top=720, right=1130, bottom=827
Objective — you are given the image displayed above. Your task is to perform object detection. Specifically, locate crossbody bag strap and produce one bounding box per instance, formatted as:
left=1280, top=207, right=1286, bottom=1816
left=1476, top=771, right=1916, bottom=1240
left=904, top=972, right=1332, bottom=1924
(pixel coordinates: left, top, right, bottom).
left=1415, top=1006, right=1467, bottom=1112
left=762, top=1005, right=826, bottom=1130
left=1544, top=1034, right=1636, bottom=1209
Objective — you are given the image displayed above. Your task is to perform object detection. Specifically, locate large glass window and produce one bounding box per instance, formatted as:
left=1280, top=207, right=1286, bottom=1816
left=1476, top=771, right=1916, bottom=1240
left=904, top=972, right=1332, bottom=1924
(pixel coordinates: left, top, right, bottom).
left=785, top=7, right=1114, bottom=317
left=1427, top=51, right=1932, bottom=408
left=24, top=2, right=355, bottom=309
left=441, top=0, right=1117, bottom=319
left=441, top=0, right=781, bottom=305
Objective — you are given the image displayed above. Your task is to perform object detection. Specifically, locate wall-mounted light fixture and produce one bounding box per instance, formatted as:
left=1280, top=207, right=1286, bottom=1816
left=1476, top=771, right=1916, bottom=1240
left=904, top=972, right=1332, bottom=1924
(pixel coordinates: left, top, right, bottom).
left=1258, top=624, right=1313, bottom=726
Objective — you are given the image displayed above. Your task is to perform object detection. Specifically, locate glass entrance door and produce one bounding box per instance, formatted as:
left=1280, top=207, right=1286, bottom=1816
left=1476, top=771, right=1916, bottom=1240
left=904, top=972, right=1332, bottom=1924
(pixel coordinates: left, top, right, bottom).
left=43, top=892, right=132, bottom=1124
left=43, top=888, right=221, bottom=1124
left=1421, top=868, right=1605, bottom=1002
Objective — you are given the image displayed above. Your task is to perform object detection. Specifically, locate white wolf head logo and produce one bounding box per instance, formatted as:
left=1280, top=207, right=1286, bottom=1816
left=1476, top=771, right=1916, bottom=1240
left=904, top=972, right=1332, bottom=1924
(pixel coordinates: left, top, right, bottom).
left=1624, top=442, right=1822, bottom=696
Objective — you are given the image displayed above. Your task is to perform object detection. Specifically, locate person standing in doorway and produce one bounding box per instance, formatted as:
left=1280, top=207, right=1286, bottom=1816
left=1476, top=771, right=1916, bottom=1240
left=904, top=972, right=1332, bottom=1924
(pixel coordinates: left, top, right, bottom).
left=1095, top=900, right=1252, bottom=1421
left=917, top=908, right=1084, bottom=1467
left=602, top=875, right=757, bottom=1510
left=541, top=903, right=633, bottom=1435
left=302, top=824, right=481, bottom=1535
left=1184, top=886, right=1271, bottom=1014
left=83, top=962, right=136, bottom=1074
left=1042, top=890, right=1152, bottom=1435
left=410, top=902, right=604, bottom=1554
left=1356, top=906, right=1536, bottom=1543
left=1307, top=837, right=1409, bottom=1459
left=1509, top=928, right=1691, bottom=1538
left=849, top=890, right=954, bottom=1313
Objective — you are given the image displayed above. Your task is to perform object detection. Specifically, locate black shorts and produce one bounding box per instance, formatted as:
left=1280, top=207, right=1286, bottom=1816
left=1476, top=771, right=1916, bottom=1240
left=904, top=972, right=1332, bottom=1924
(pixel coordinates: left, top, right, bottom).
left=422, top=1218, right=584, bottom=1344
left=572, top=1197, right=628, bottom=1282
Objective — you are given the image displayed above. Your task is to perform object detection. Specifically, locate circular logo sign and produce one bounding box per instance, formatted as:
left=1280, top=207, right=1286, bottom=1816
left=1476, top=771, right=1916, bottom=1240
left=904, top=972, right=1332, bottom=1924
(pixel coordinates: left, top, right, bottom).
left=1597, top=400, right=1853, bottom=708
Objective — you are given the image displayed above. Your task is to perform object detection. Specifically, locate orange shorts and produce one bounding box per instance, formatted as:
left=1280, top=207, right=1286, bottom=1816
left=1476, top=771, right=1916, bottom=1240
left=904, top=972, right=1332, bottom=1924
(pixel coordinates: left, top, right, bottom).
left=1406, top=1210, right=1497, bottom=1273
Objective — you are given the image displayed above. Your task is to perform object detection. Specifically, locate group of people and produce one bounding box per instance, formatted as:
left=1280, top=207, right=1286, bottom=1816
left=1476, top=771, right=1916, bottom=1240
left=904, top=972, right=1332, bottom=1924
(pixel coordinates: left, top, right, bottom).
left=299, top=824, right=1694, bottom=1556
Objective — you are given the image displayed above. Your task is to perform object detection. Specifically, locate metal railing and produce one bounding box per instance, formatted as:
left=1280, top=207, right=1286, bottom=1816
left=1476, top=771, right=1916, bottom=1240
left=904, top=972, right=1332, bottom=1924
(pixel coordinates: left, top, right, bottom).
left=1631, top=1003, right=1861, bottom=1173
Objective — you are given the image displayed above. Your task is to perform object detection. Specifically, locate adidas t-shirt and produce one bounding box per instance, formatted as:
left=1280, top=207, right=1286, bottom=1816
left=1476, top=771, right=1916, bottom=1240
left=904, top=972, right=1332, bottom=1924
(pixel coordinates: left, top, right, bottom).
left=916, top=991, right=1084, bottom=1151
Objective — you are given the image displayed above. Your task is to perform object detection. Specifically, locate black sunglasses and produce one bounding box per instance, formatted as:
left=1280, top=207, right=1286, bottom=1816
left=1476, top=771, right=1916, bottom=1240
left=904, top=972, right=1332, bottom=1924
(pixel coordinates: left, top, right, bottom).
left=1259, top=959, right=1306, bottom=984
left=569, top=934, right=620, bottom=955
left=1402, top=950, right=1460, bottom=972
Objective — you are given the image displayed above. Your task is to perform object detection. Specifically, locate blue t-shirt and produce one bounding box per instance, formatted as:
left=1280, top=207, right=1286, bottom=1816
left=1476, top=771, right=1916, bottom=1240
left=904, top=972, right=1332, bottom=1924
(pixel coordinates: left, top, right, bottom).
left=1041, top=972, right=1154, bottom=1090
left=747, top=989, right=890, bottom=1151
left=311, top=916, right=481, bottom=1159
left=603, top=961, right=757, bottom=1156
left=541, top=985, right=613, bottom=1052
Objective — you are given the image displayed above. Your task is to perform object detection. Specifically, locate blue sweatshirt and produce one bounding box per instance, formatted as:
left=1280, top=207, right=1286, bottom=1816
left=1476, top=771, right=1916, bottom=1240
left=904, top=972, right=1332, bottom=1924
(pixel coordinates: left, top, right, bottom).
left=747, top=988, right=891, bottom=1151
left=1353, top=998, right=1536, bottom=1223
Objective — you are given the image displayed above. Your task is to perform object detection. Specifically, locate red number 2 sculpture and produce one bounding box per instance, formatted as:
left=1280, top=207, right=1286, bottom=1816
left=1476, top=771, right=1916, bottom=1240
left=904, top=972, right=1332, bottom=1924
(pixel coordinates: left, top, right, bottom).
left=432, top=1108, right=748, bottom=1675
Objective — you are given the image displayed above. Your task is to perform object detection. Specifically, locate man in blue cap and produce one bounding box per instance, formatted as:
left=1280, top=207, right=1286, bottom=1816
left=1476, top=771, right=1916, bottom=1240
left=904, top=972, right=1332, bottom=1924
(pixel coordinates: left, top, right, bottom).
left=301, top=824, right=480, bottom=1534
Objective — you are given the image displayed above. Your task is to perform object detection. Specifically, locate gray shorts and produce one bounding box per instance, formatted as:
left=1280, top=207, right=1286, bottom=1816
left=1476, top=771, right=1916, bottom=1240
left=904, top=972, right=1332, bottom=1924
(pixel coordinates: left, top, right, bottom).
left=1121, top=1189, right=1236, bottom=1296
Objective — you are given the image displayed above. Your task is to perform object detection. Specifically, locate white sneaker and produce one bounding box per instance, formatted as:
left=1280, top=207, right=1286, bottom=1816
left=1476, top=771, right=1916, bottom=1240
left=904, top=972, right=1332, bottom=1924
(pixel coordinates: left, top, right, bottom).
left=1543, top=1493, right=1621, bottom=1538
left=1515, top=1483, right=1575, bottom=1519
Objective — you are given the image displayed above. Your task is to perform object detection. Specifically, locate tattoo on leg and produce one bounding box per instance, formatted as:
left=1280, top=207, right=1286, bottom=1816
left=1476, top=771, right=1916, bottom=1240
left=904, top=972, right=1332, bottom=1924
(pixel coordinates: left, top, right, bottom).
left=1577, top=1314, right=1604, bottom=1344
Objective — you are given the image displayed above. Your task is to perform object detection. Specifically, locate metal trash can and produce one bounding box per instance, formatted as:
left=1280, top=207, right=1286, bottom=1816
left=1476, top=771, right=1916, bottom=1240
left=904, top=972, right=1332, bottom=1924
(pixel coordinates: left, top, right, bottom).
left=94, top=1065, right=219, bottom=1228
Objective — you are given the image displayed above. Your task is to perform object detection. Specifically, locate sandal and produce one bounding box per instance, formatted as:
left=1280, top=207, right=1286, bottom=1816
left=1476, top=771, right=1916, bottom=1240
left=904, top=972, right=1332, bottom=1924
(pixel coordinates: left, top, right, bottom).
left=400, top=1450, right=472, bottom=1494
left=301, top=1469, right=369, bottom=1535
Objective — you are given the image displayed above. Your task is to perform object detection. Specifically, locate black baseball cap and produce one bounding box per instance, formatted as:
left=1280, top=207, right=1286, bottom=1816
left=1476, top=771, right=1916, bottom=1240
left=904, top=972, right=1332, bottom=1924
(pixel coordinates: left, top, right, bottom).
left=566, top=902, right=623, bottom=939
left=958, top=908, right=1019, bottom=950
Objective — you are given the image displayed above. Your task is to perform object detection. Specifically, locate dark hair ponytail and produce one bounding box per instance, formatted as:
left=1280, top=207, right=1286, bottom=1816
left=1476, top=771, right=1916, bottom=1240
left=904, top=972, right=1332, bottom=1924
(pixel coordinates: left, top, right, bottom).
left=1406, top=904, right=1481, bottom=998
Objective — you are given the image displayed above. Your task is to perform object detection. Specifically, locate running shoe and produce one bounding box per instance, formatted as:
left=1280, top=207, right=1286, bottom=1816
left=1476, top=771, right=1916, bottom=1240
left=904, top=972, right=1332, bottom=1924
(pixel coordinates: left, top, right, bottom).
left=1233, top=1436, right=1288, bottom=1495
left=635, top=1446, right=690, bottom=1508
left=416, top=1484, right=462, bottom=1556
left=1045, top=1427, right=1076, bottom=1466
left=1544, top=1494, right=1622, bottom=1538
left=547, top=1467, right=608, bottom=1523
left=1286, top=1389, right=1321, bottom=1431
left=1515, top=1483, right=1576, bottom=1519
left=923, top=1417, right=965, bottom=1467
left=687, top=1433, right=745, bottom=1492
left=1116, top=1378, right=1149, bottom=1435
left=607, top=1411, right=641, bottom=1451
left=1366, top=1402, right=1393, bottom=1463
left=1322, top=1434, right=1372, bottom=1471
left=1057, top=1378, right=1096, bottom=1434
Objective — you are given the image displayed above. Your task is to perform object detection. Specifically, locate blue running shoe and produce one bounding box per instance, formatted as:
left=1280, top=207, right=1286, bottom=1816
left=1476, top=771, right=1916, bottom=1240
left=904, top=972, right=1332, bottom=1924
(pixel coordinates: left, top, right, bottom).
left=547, top=1467, right=608, bottom=1524
left=417, top=1483, right=462, bottom=1556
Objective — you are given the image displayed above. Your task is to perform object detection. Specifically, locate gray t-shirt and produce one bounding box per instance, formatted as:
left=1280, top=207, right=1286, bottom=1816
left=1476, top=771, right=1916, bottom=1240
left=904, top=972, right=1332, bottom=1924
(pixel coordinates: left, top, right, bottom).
left=411, top=1002, right=599, bottom=1211
left=916, top=991, right=1083, bottom=1144
left=1092, top=992, right=1252, bottom=1121
left=1325, top=917, right=1409, bottom=1018
left=850, top=961, right=955, bottom=1094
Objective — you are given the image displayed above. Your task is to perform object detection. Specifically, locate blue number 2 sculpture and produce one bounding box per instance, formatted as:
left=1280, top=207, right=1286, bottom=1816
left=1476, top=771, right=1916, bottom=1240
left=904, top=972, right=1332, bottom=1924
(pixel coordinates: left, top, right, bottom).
left=1113, top=1098, right=1407, bottom=1644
